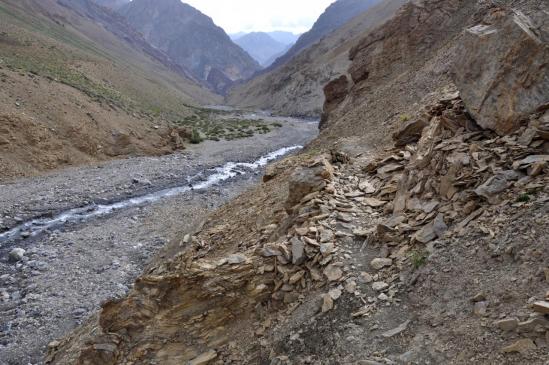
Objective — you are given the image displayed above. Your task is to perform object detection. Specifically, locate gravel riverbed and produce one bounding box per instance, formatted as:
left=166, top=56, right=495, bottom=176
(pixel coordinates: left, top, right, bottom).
left=0, top=116, right=317, bottom=364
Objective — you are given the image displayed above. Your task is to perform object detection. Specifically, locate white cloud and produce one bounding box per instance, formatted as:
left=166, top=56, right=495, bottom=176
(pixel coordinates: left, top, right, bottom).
left=183, top=0, right=336, bottom=34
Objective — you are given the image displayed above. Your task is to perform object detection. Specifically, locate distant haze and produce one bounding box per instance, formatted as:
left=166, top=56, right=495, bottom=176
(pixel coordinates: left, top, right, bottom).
left=184, top=0, right=336, bottom=33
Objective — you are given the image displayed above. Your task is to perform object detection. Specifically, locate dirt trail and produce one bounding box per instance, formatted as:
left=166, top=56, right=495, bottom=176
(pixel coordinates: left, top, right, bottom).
left=0, top=116, right=317, bottom=365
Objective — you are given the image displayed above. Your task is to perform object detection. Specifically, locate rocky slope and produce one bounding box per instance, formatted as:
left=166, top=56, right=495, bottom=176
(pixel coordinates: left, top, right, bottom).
left=0, top=0, right=220, bottom=181
left=233, top=32, right=289, bottom=67
left=228, top=0, right=406, bottom=117
left=119, top=0, right=261, bottom=94
left=316, top=0, right=483, bottom=149
left=37, top=0, right=549, bottom=364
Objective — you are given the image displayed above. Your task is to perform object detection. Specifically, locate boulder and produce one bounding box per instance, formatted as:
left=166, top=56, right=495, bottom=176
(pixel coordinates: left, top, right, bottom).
left=285, top=157, right=334, bottom=212
left=370, top=258, right=393, bottom=271
left=453, top=9, right=549, bottom=135
left=9, top=248, right=26, bottom=262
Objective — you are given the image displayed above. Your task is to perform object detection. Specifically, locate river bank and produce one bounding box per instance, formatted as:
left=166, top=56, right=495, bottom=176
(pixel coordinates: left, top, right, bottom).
left=0, top=116, right=317, bottom=364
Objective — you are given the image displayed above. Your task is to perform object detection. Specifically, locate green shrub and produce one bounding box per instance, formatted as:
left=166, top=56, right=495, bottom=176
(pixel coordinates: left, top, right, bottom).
left=516, top=193, right=531, bottom=203
left=190, top=128, right=203, bottom=144
left=410, top=250, right=428, bottom=269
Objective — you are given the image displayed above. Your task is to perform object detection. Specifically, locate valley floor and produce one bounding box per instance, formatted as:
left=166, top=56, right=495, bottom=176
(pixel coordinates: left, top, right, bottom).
left=0, top=116, right=318, bottom=364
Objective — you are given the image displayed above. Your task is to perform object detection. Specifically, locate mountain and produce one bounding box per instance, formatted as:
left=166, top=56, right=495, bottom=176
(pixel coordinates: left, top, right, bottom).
left=267, top=0, right=382, bottom=71
left=228, top=0, right=407, bottom=117
left=0, top=0, right=219, bottom=180
left=118, top=0, right=261, bottom=94
left=267, top=31, right=300, bottom=45
left=234, top=32, right=289, bottom=67
left=92, top=0, right=130, bottom=10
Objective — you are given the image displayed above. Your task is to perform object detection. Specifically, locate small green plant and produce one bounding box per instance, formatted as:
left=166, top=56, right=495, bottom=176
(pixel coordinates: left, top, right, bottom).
left=400, top=114, right=411, bottom=122
left=189, top=128, right=203, bottom=144
left=410, top=250, right=428, bottom=269
left=516, top=193, right=531, bottom=203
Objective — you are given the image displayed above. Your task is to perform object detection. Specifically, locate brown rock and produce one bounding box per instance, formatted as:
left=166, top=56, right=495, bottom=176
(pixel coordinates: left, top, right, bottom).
left=360, top=272, right=373, bottom=283
left=324, top=264, right=343, bottom=282
left=263, top=164, right=280, bottom=182
left=513, top=155, right=549, bottom=170
left=359, top=180, right=376, bottom=194
left=501, top=339, right=536, bottom=354
left=382, top=320, right=411, bottom=338
left=517, top=317, right=547, bottom=333
left=289, top=271, right=305, bottom=285
left=532, top=301, right=549, bottom=315
left=474, top=301, right=488, bottom=316
left=393, top=118, right=429, bottom=147
left=370, top=258, right=393, bottom=271
left=320, top=242, right=335, bottom=255
left=494, top=318, right=519, bottom=332
left=345, top=280, right=357, bottom=294
left=329, top=288, right=342, bottom=300
left=414, top=214, right=447, bottom=243
left=321, top=293, right=334, bottom=313
left=362, top=197, right=387, bottom=208
left=372, top=281, right=389, bottom=291
left=285, top=157, right=333, bottom=211
left=189, top=350, right=217, bottom=365
left=453, top=10, right=549, bottom=135
left=475, top=171, right=522, bottom=204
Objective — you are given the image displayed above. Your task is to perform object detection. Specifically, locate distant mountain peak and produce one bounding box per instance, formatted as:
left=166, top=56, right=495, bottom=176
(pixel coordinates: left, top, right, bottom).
left=118, top=0, right=260, bottom=94
left=233, top=32, right=289, bottom=67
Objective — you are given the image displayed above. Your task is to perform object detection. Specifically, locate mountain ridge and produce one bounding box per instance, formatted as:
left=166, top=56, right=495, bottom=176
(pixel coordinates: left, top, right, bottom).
left=266, top=0, right=382, bottom=72
left=119, top=0, right=261, bottom=94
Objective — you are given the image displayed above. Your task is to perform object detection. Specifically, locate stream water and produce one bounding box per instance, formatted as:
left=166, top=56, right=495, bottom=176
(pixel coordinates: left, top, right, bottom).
left=0, top=145, right=302, bottom=245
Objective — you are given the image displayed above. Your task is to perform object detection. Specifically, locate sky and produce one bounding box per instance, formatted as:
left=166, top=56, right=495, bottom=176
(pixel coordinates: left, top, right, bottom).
left=183, top=0, right=335, bottom=34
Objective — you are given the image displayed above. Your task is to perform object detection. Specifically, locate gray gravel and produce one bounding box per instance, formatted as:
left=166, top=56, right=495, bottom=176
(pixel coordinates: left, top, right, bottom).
left=0, top=116, right=317, bottom=364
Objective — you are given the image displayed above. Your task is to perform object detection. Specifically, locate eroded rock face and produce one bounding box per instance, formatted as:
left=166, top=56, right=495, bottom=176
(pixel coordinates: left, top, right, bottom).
left=453, top=9, right=549, bottom=135
left=320, top=75, right=350, bottom=130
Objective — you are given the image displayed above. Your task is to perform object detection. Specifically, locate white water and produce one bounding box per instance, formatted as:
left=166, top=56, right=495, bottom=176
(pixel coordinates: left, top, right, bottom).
left=0, top=145, right=302, bottom=244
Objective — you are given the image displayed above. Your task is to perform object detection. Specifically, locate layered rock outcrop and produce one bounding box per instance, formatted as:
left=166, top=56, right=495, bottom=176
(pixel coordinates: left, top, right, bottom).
left=453, top=8, right=549, bottom=135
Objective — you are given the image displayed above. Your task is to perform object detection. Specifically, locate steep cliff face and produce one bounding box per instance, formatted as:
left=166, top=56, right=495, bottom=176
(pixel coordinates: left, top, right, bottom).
left=119, top=0, right=261, bottom=94
left=228, top=0, right=406, bottom=117
left=316, top=0, right=484, bottom=149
